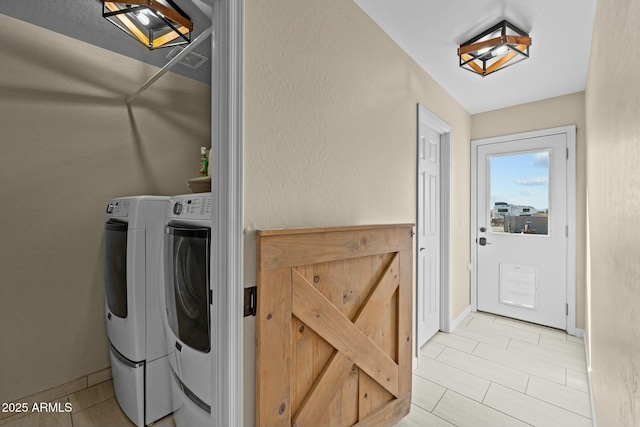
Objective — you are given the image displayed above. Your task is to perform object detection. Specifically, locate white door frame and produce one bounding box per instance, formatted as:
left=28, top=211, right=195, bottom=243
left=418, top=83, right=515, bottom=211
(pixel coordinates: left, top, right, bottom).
left=416, top=105, right=452, bottom=359
left=470, top=125, right=576, bottom=335
left=210, top=0, right=244, bottom=425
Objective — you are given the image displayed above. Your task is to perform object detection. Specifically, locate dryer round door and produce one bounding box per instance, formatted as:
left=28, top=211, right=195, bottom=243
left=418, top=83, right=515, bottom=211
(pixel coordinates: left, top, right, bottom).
left=164, top=225, right=211, bottom=353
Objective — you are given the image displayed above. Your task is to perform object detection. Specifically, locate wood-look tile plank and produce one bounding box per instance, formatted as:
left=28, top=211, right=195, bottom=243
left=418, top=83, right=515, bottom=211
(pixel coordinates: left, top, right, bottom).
left=484, top=383, right=592, bottom=427
left=71, top=398, right=135, bottom=427
left=0, top=378, right=86, bottom=422
left=411, top=375, right=446, bottom=412
left=436, top=347, right=529, bottom=392
left=469, top=311, right=497, bottom=321
left=473, top=342, right=566, bottom=384
left=393, top=404, right=454, bottom=427
left=414, top=357, right=489, bottom=402
left=539, top=335, right=586, bottom=356
left=566, top=369, right=590, bottom=393
left=452, top=324, right=510, bottom=349
left=86, top=368, right=112, bottom=388
left=431, top=332, right=478, bottom=354
left=433, top=390, right=530, bottom=427
left=1, top=409, right=72, bottom=427
left=467, top=318, right=540, bottom=344
left=68, top=381, right=114, bottom=414
left=492, top=316, right=568, bottom=339
left=526, top=376, right=592, bottom=418
left=507, top=339, right=587, bottom=372
left=420, top=340, right=445, bottom=359
left=0, top=398, right=70, bottom=426
left=567, top=334, right=585, bottom=344
left=460, top=315, right=472, bottom=326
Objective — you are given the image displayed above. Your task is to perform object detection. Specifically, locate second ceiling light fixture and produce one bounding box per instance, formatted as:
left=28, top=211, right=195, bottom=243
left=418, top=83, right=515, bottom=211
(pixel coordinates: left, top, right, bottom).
left=458, top=20, right=532, bottom=77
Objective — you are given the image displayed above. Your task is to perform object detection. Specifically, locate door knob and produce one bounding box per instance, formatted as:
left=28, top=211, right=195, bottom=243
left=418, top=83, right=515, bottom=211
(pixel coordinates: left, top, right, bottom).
left=420, top=247, right=426, bottom=251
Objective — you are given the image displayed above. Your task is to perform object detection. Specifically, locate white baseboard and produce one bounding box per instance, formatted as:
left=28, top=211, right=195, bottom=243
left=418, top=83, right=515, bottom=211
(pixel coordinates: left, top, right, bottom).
left=574, top=328, right=585, bottom=338
left=412, top=356, right=418, bottom=372
left=583, top=331, right=597, bottom=426
left=449, top=305, right=471, bottom=333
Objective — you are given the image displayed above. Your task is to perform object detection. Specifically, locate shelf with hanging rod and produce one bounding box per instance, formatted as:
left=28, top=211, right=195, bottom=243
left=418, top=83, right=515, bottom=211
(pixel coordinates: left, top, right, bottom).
left=125, top=25, right=213, bottom=104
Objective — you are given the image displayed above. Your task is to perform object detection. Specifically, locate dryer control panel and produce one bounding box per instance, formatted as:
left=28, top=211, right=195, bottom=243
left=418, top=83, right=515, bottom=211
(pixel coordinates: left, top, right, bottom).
left=169, top=195, right=213, bottom=220
left=105, top=199, right=130, bottom=218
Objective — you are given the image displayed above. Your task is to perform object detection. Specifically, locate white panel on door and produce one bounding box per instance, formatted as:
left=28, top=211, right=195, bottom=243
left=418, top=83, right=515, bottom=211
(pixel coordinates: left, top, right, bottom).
left=430, top=255, right=437, bottom=314
left=429, top=141, right=437, bottom=163
left=429, top=175, right=437, bottom=234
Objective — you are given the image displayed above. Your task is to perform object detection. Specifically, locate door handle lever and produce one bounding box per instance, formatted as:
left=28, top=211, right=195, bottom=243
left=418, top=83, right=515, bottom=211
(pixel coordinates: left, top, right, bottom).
left=479, top=237, right=491, bottom=246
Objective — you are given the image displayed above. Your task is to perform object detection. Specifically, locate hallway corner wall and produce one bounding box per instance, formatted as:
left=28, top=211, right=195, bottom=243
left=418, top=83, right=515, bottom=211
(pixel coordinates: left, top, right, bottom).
left=584, top=0, right=640, bottom=425
left=243, top=1, right=471, bottom=425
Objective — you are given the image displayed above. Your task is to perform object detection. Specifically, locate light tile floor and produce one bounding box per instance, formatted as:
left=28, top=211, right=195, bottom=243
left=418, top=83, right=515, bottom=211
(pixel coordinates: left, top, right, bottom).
left=0, top=380, right=175, bottom=427
left=396, top=311, right=593, bottom=427
left=3, top=311, right=591, bottom=427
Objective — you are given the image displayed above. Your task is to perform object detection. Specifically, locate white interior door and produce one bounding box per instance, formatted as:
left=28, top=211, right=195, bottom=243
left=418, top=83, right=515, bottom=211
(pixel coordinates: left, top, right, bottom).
left=476, top=133, right=568, bottom=329
left=417, top=122, right=440, bottom=346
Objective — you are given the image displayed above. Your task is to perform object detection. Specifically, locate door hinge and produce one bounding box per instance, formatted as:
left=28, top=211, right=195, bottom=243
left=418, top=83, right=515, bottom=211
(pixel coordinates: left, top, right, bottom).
left=244, top=286, right=257, bottom=317
left=566, top=303, right=569, bottom=316
left=566, top=148, right=569, bottom=159
left=565, top=225, right=569, bottom=237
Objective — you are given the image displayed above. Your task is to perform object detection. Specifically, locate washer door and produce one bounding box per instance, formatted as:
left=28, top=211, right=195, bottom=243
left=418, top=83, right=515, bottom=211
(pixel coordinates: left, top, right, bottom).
left=164, top=224, right=211, bottom=353
left=104, top=220, right=128, bottom=318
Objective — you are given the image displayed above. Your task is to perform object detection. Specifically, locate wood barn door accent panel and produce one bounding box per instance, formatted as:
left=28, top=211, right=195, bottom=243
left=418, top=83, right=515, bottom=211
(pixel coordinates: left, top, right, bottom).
left=256, top=224, right=414, bottom=427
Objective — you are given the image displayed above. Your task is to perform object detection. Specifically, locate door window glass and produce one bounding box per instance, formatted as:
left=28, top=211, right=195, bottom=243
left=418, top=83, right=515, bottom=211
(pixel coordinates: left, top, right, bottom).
left=104, top=220, right=128, bottom=318
left=165, top=225, right=211, bottom=353
left=489, top=150, right=550, bottom=236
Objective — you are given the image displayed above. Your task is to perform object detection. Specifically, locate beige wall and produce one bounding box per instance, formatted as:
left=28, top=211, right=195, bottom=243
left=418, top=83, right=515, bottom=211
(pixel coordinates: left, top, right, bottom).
left=471, top=92, right=587, bottom=329
left=0, top=15, right=211, bottom=403
left=585, top=0, right=640, bottom=425
left=243, top=0, right=471, bottom=424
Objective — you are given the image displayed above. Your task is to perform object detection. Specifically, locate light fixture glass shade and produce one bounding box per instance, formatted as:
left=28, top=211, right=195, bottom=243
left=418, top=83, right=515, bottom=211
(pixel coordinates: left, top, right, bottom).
left=458, top=20, right=531, bottom=77
left=101, top=0, right=193, bottom=50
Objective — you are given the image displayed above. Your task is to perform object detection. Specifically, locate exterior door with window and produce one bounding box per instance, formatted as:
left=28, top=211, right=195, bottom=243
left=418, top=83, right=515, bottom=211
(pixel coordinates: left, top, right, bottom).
left=475, top=131, right=569, bottom=329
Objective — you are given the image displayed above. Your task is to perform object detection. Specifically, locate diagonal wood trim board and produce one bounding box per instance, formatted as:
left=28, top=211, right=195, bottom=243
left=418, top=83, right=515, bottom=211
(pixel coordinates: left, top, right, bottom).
left=256, top=224, right=414, bottom=427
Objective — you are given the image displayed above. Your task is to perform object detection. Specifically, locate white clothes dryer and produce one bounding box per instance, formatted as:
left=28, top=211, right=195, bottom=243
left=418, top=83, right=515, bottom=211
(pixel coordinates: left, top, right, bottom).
left=160, top=193, right=213, bottom=427
left=103, top=196, right=172, bottom=426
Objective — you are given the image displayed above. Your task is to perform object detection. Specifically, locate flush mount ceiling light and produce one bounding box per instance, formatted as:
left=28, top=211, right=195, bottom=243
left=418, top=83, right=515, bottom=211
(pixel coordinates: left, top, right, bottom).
left=458, top=20, right=531, bottom=77
left=101, top=0, right=193, bottom=50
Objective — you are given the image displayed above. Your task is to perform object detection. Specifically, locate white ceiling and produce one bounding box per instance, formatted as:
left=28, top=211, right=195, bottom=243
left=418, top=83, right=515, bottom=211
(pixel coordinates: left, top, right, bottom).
left=353, top=0, right=598, bottom=114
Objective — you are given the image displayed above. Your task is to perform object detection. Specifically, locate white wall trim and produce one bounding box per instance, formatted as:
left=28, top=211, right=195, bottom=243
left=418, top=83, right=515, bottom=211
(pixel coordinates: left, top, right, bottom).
left=565, top=126, right=577, bottom=336
left=574, top=328, right=584, bottom=339
left=450, top=305, right=471, bottom=332
left=416, top=105, right=452, bottom=346
left=583, top=331, right=598, bottom=426
left=440, top=130, right=452, bottom=334
left=210, top=0, right=243, bottom=426
left=470, top=125, right=577, bottom=335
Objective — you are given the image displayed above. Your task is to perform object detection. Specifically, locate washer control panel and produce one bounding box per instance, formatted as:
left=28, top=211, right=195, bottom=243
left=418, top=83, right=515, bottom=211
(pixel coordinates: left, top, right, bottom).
left=105, top=199, right=129, bottom=218
left=169, top=195, right=212, bottom=219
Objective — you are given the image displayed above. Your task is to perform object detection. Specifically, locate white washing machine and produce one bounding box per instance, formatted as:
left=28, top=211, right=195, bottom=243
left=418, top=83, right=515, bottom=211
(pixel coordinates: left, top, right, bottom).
left=103, top=196, right=172, bottom=426
left=160, top=193, right=213, bottom=427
